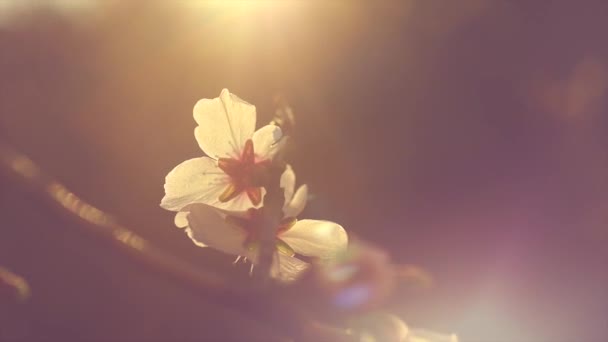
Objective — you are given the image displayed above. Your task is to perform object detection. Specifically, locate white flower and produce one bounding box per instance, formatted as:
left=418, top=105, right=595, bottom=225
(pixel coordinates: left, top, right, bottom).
left=161, top=89, right=284, bottom=213
left=176, top=166, right=348, bottom=282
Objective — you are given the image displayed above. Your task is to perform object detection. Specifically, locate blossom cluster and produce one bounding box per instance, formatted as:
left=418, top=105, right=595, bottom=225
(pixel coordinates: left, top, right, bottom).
left=161, top=89, right=348, bottom=281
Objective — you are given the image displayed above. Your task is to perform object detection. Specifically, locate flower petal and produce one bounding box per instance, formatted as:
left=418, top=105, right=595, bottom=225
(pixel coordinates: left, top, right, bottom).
left=270, top=254, right=310, bottom=282
left=176, top=210, right=207, bottom=247
left=161, top=157, right=262, bottom=212
left=281, top=220, right=348, bottom=259
left=194, top=89, right=256, bottom=159
left=161, top=157, right=227, bottom=211
left=186, top=204, right=247, bottom=255
left=251, top=124, right=283, bottom=161
left=283, top=185, right=308, bottom=218
left=174, top=211, right=189, bottom=228
left=280, top=164, right=296, bottom=206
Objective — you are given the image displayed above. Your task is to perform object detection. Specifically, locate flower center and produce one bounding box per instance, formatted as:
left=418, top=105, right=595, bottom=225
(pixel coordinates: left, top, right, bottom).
left=225, top=209, right=297, bottom=257
left=217, top=139, right=271, bottom=206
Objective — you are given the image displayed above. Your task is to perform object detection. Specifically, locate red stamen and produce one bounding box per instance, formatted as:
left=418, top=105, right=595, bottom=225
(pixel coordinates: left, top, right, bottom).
left=218, top=158, right=242, bottom=176
left=246, top=187, right=262, bottom=206
left=213, top=139, right=271, bottom=205
left=241, top=139, right=255, bottom=164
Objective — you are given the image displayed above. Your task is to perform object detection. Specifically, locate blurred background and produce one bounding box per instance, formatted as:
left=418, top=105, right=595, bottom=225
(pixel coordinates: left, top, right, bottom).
left=1, top=1, right=608, bottom=341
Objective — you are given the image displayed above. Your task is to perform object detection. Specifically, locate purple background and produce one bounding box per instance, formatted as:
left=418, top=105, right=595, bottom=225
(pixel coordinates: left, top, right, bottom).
left=1, top=1, right=607, bottom=341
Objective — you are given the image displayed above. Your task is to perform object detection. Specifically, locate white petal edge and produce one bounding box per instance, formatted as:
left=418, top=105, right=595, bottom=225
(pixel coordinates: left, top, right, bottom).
left=160, top=157, right=228, bottom=211
left=193, top=89, right=256, bottom=159
left=186, top=204, right=247, bottom=256
left=251, top=124, right=284, bottom=161
left=174, top=211, right=189, bottom=228
left=280, top=219, right=348, bottom=259
left=280, top=164, right=296, bottom=208
left=282, top=184, right=308, bottom=218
